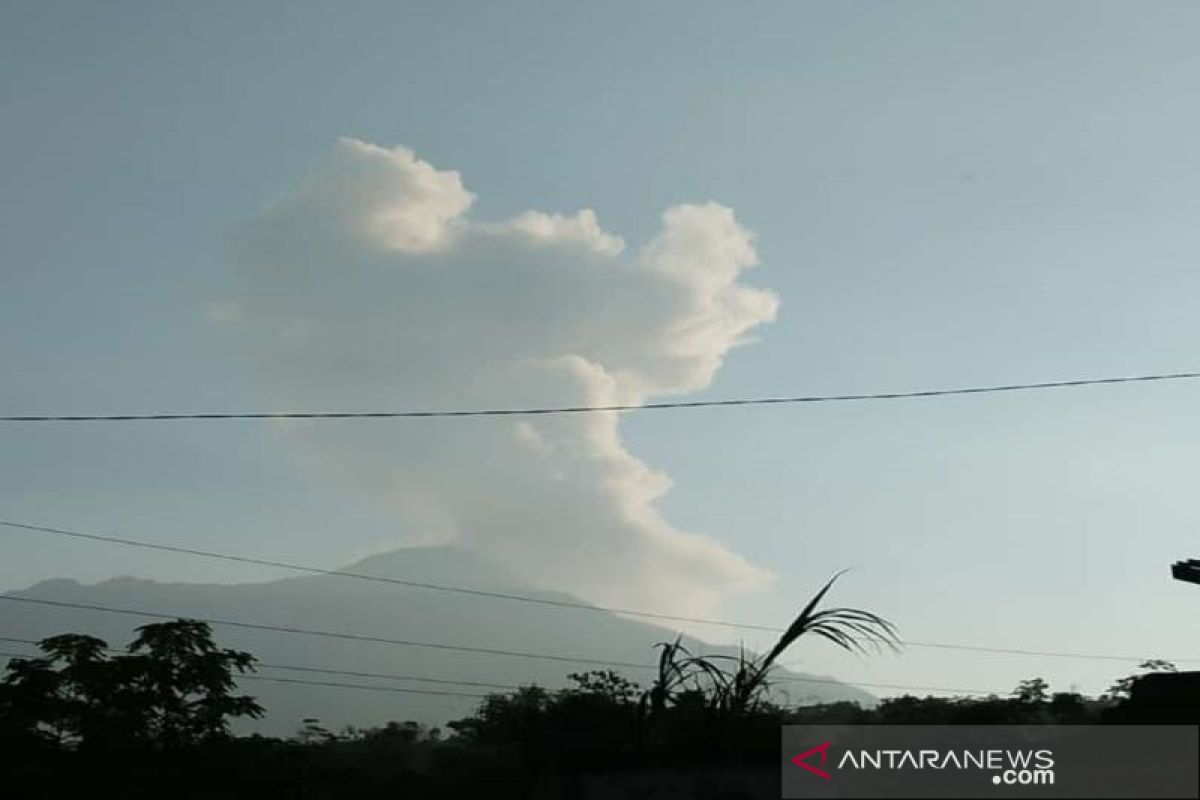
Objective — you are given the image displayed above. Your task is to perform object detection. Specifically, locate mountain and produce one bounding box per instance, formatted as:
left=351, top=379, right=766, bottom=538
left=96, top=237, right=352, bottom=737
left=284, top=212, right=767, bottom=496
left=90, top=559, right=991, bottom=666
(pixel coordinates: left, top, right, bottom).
left=0, top=546, right=875, bottom=736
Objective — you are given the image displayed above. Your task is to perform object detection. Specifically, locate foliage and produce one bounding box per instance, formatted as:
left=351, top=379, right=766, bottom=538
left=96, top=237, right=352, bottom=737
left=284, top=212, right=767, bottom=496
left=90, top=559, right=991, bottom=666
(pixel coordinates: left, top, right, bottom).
left=1012, top=677, right=1049, bottom=703
left=641, top=571, right=898, bottom=726
left=0, top=619, right=261, bottom=751
left=1104, top=658, right=1177, bottom=700
left=3, top=612, right=1195, bottom=797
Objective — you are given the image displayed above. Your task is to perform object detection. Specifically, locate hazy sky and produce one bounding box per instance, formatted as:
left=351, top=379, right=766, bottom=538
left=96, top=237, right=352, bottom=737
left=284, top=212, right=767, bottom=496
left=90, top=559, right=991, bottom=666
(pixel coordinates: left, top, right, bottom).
left=4, top=0, right=1200, bottom=699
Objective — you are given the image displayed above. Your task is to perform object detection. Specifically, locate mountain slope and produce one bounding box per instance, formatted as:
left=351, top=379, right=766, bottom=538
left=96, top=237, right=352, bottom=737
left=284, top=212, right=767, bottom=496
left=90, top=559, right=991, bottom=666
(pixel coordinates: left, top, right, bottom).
left=1, top=546, right=875, bottom=736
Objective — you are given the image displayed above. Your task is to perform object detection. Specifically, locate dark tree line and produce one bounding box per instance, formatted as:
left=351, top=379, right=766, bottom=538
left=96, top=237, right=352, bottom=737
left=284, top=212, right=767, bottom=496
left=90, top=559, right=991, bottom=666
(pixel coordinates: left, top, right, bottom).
left=2, top=590, right=1193, bottom=797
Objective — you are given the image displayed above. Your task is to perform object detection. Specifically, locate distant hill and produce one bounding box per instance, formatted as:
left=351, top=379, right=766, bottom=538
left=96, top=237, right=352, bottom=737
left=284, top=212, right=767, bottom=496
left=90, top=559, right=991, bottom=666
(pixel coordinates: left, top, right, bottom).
left=1, top=546, right=875, bottom=736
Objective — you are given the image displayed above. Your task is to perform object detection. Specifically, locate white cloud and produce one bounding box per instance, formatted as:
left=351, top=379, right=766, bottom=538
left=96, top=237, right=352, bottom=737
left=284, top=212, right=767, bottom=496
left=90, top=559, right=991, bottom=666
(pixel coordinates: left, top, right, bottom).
left=230, top=138, right=780, bottom=615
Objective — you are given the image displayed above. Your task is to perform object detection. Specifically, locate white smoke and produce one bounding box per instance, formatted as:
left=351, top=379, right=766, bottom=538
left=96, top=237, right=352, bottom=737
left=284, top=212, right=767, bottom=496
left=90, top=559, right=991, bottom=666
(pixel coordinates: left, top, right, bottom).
left=228, top=138, right=779, bottom=614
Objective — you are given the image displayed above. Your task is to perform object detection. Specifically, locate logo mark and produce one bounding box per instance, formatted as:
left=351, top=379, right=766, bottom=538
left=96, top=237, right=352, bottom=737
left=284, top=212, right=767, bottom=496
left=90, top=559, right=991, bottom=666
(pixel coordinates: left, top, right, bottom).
left=792, top=741, right=832, bottom=780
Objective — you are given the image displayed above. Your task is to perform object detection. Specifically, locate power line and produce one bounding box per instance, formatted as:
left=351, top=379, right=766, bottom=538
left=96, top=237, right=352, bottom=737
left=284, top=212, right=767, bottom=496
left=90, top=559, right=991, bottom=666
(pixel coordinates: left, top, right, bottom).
left=1, top=590, right=1186, bottom=672
left=255, top=664, right=513, bottom=690
left=0, top=519, right=778, bottom=633
left=0, top=652, right=489, bottom=700
left=0, top=595, right=657, bottom=670
left=3, top=518, right=1189, bottom=664
left=0, top=645, right=999, bottom=699
left=0, top=631, right=1112, bottom=698
left=893, top=640, right=1167, bottom=662
left=3, top=370, right=1199, bottom=423
left=0, top=635, right=989, bottom=697
left=774, top=676, right=994, bottom=697
left=238, top=674, right=486, bottom=699
left=0, top=635, right=518, bottom=691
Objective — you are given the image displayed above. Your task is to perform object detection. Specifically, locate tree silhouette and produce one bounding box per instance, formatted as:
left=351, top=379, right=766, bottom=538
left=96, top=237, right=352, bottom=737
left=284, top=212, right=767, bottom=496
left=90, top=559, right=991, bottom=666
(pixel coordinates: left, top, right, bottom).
left=0, top=619, right=261, bottom=751
left=1012, top=677, right=1050, bottom=704
left=0, top=633, right=110, bottom=747
left=119, top=620, right=262, bottom=747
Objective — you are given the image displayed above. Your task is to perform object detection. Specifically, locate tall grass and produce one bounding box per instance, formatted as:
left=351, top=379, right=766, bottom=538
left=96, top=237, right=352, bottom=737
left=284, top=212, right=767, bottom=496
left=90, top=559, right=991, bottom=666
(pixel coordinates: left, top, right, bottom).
left=643, top=571, right=898, bottom=720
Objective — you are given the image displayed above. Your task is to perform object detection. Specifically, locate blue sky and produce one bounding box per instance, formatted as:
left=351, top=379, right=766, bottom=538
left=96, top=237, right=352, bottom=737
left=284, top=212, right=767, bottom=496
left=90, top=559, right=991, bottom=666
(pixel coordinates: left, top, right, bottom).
left=4, top=0, right=1200, bottom=698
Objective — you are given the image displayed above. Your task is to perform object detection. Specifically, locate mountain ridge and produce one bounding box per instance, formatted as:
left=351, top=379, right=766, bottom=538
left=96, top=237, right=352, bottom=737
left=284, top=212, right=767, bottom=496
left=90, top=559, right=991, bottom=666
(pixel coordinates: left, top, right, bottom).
left=3, top=544, right=876, bottom=735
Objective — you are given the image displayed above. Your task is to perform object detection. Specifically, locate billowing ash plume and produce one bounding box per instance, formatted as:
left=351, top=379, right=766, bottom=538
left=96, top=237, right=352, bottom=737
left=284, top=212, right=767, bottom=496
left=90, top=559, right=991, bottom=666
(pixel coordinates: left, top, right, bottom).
left=227, top=138, right=779, bottom=615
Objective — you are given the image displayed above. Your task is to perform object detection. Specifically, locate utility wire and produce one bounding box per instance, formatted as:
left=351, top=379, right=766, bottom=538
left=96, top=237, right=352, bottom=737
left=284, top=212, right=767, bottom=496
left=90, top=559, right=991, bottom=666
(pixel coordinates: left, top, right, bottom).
left=238, top=674, right=487, bottom=699
left=0, top=635, right=517, bottom=691
left=0, top=595, right=657, bottom=670
left=0, top=591, right=1185, bottom=670
left=0, top=645, right=996, bottom=699
left=3, top=370, right=1198, bottom=422
left=773, top=677, right=994, bottom=697
left=2, top=519, right=1189, bottom=664
left=0, top=519, right=778, bottom=633
left=0, top=520, right=778, bottom=633
left=256, top=663, right=514, bottom=690
left=0, top=649, right=485, bottom=698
